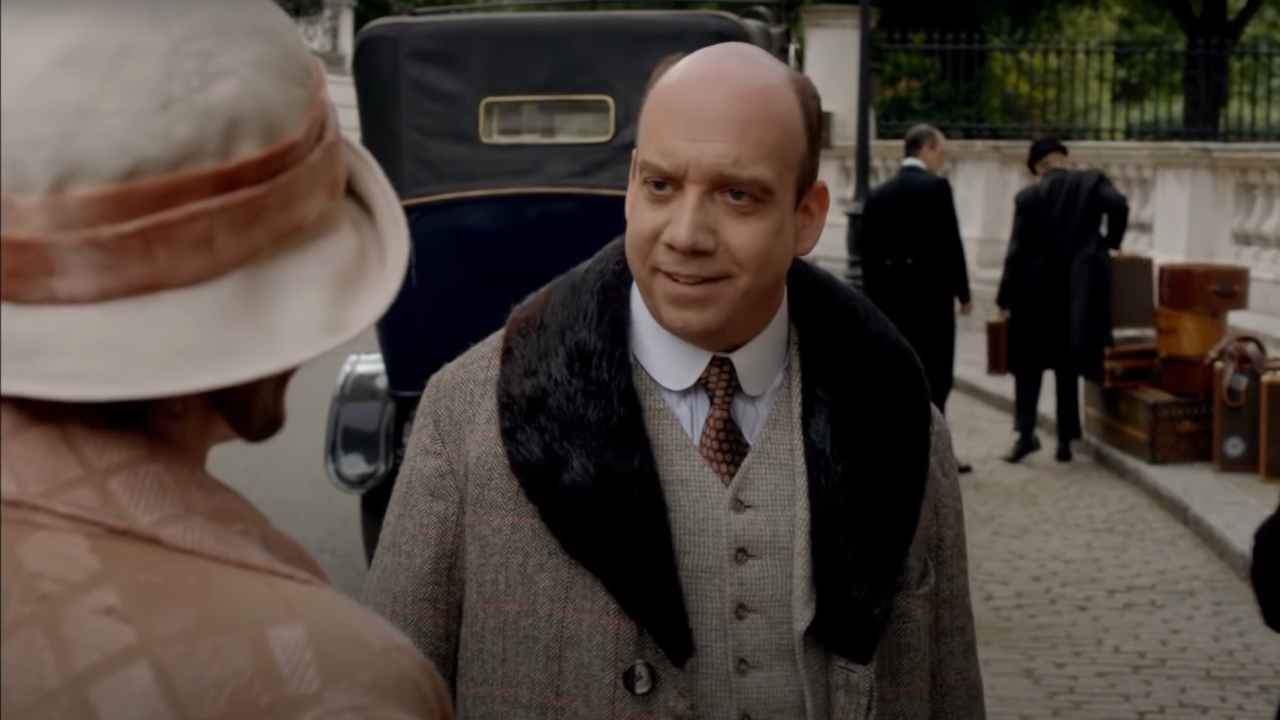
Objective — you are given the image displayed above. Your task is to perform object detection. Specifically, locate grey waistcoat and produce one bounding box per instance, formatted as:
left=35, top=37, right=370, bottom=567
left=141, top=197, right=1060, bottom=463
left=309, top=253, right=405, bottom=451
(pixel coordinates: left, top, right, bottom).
left=637, top=357, right=828, bottom=720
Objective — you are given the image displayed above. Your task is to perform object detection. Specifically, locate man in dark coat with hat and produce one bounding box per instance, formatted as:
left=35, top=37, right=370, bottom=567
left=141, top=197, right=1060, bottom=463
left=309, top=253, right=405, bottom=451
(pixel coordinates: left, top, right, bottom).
left=997, top=138, right=1129, bottom=464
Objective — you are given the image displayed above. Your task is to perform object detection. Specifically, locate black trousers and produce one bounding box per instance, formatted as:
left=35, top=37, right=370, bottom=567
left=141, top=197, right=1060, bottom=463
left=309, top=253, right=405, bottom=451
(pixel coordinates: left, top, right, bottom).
left=1013, top=365, right=1082, bottom=444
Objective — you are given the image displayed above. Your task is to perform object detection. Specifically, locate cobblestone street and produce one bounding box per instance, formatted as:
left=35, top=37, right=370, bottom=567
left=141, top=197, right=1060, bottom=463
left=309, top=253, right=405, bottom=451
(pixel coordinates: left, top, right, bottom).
left=948, top=392, right=1280, bottom=720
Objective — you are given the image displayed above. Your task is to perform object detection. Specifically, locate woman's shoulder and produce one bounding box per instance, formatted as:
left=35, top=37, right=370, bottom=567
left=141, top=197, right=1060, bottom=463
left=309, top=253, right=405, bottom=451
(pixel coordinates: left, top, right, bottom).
left=1, top=507, right=453, bottom=719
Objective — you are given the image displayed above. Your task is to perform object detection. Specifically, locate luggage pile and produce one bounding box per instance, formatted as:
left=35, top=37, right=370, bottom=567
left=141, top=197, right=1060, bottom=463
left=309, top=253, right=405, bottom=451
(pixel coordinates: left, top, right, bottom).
left=1086, top=257, right=1276, bottom=479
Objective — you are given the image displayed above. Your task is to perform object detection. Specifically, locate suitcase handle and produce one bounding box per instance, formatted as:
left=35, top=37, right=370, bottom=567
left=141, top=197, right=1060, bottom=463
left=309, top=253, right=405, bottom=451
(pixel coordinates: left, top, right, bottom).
left=1208, top=335, right=1269, bottom=409
left=1209, top=282, right=1241, bottom=299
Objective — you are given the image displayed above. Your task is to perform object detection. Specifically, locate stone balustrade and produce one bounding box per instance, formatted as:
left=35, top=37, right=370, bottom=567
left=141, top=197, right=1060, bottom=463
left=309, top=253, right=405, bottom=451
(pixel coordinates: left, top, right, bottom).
left=811, top=140, right=1280, bottom=329
left=292, top=0, right=355, bottom=74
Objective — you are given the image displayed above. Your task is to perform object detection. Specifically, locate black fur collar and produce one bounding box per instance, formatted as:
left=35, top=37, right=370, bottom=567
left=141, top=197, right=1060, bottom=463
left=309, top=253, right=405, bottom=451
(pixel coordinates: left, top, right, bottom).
left=497, top=239, right=933, bottom=668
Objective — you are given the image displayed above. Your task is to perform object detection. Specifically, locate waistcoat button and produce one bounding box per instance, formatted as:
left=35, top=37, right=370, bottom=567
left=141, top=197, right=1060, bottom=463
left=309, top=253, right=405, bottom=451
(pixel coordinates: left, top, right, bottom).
left=734, top=603, right=749, bottom=620
left=734, top=548, right=749, bottom=564
left=622, top=660, right=655, bottom=695
left=736, top=657, right=750, bottom=675
left=731, top=498, right=747, bottom=514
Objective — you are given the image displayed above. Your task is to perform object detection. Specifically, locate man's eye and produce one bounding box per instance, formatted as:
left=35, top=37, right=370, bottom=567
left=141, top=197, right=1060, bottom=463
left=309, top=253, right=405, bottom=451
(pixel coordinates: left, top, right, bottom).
left=647, top=179, right=672, bottom=194
left=726, top=188, right=752, bottom=203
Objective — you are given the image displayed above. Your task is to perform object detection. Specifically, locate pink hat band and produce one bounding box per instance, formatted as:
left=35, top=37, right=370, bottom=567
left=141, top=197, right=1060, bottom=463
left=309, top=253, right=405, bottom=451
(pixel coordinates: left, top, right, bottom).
left=1, top=61, right=348, bottom=304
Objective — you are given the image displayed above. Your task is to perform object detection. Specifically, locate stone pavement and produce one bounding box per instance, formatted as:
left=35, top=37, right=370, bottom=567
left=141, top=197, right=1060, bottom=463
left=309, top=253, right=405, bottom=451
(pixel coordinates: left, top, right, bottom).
left=948, top=392, right=1280, bottom=720
left=951, top=326, right=1278, bottom=581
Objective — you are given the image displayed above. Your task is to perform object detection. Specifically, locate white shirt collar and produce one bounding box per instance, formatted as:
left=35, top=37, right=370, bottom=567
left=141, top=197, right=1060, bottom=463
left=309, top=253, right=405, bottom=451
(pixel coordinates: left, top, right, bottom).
left=629, top=282, right=789, bottom=397
left=901, top=157, right=928, bottom=171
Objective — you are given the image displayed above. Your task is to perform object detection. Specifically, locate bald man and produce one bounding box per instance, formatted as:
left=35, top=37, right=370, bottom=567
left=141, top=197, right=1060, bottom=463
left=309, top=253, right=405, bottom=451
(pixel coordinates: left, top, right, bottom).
left=364, top=43, right=985, bottom=719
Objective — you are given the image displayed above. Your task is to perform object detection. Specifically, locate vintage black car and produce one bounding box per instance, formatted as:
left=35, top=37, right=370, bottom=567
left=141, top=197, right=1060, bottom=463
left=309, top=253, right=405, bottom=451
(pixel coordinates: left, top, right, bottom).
left=325, top=2, right=791, bottom=563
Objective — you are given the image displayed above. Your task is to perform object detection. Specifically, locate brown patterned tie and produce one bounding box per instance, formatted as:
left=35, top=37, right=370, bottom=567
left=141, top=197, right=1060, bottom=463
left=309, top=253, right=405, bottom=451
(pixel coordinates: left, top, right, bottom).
left=698, top=356, right=750, bottom=486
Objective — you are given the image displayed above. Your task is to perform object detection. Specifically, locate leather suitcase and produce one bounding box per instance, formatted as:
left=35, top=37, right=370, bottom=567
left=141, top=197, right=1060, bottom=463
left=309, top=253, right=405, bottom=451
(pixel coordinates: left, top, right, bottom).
left=1155, top=306, right=1227, bottom=357
left=1157, top=355, right=1215, bottom=397
left=1263, top=369, right=1280, bottom=482
left=1158, top=263, right=1250, bottom=313
left=987, top=319, right=1008, bottom=376
left=1111, top=252, right=1155, bottom=329
left=1102, top=343, right=1157, bottom=389
left=1211, top=337, right=1269, bottom=472
left=1084, top=380, right=1212, bottom=464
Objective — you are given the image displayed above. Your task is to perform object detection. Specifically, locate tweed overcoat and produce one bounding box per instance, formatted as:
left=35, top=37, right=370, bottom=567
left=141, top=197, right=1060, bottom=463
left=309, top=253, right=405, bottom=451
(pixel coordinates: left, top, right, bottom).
left=362, top=240, right=986, bottom=719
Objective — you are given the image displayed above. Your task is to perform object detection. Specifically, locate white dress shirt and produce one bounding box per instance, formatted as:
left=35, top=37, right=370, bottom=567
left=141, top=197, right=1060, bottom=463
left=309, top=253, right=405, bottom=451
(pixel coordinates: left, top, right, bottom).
left=901, top=157, right=928, bottom=171
left=629, top=282, right=790, bottom=445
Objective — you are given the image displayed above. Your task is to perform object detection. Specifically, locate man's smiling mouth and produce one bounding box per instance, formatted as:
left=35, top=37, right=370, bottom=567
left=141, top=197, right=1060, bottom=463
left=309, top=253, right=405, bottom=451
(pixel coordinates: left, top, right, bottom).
left=661, top=271, right=726, bottom=285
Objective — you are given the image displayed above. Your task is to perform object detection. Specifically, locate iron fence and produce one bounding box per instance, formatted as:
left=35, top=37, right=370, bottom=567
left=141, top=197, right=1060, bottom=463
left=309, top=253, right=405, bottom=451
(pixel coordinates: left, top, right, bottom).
left=875, top=33, right=1280, bottom=142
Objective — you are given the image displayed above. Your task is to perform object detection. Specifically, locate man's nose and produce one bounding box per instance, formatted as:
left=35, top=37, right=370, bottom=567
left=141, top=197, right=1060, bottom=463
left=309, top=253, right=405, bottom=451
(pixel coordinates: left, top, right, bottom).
left=661, top=192, right=715, bottom=254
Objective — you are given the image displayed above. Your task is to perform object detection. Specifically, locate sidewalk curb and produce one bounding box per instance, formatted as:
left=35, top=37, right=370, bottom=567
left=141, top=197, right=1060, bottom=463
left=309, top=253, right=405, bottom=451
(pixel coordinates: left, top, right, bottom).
left=953, top=375, right=1260, bottom=582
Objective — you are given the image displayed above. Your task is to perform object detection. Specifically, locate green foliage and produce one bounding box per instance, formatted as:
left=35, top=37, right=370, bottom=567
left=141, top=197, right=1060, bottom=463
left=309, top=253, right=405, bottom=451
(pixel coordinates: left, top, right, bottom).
left=876, top=32, right=1280, bottom=141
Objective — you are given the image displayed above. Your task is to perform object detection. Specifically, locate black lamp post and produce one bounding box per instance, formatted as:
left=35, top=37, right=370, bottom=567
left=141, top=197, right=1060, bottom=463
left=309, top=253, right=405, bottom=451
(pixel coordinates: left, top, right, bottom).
left=844, top=0, right=872, bottom=289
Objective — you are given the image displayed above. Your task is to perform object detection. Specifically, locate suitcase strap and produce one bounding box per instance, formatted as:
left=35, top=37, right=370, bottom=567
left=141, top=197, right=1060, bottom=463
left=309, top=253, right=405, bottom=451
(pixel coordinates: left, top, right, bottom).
left=1208, top=335, right=1269, bottom=408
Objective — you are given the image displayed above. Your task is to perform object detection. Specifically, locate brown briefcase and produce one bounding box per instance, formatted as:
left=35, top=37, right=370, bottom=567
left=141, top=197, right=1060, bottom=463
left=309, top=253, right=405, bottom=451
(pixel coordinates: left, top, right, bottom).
left=1102, top=343, right=1157, bottom=389
left=1111, top=252, right=1155, bottom=329
left=1262, top=367, right=1280, bottom=482
left=987, top=319, right=1008, bottom=376
left=1084, top=380, right=1212, bottom=464
left=1156, top=354, right=1215, bottom=397
left=1158, top=263, right=1250, bottom=314
left=1154, top=306, right=1227, bottom=357
left=1210, top=336, right=1269, bottom=472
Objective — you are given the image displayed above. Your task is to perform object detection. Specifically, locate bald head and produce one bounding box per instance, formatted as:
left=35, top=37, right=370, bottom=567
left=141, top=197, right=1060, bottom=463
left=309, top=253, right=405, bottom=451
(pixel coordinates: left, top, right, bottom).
left=624, top=42, right=831, bottom=354
left=638, top=43, right=823, bottom=203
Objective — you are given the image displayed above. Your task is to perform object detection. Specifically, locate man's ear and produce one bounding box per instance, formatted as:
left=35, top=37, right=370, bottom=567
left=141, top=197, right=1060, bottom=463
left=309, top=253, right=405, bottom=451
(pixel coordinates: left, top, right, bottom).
left=624, top=149, right=638, bottom=221
left=793, top=180, right=830, bottom=258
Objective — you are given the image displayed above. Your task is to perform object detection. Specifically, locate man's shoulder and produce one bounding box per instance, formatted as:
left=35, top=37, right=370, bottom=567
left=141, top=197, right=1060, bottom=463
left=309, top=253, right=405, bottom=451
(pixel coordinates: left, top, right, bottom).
left=422, top=330, right=504, bottom=410
left=894, top=169, right=953, bottom=198
left=1014, top=183, right=1041, bottom=206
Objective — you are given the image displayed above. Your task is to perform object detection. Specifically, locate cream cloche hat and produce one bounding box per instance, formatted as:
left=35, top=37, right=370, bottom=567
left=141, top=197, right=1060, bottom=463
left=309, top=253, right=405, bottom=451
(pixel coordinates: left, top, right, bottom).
left=0, top=0, right=410, bottom=402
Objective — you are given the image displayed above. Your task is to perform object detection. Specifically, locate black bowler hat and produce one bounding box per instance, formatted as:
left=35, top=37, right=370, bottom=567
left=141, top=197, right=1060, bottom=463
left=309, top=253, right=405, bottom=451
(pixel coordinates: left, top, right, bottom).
left=1027, top=137, right=1069, bottom=173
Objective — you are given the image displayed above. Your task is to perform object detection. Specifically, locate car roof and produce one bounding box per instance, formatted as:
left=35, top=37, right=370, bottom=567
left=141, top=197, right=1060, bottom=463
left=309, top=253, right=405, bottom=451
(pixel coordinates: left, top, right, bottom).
left=353, top=10, right=778, bottom=201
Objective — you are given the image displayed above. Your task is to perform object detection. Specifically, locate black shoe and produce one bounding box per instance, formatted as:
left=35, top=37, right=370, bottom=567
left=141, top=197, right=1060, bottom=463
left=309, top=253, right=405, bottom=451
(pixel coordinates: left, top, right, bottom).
left=1002, top=435, right=1041, bottom=464
left=1056, top=444, right=1073, bottom=463
left=957, top=462, right=973, bottom=474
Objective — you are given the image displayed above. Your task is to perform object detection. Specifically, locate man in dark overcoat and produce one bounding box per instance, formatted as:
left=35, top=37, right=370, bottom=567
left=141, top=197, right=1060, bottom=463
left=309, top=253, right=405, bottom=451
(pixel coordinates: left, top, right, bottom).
left=1253, top=495, right=1280, bottom=717
left=996, top=138, right=1129, bottom=463
left=363, top=43, right=986, bottom=719
left=860, top=124, right=973, bottom=472
left=1254, top=496, right=1280, bottom=632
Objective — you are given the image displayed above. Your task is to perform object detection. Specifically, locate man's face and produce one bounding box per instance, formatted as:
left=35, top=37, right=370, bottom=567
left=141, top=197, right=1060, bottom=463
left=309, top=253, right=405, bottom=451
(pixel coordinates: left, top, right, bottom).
left=624, top=64, right=828, bottom=353
left=920, top=135, right=948, bottom=174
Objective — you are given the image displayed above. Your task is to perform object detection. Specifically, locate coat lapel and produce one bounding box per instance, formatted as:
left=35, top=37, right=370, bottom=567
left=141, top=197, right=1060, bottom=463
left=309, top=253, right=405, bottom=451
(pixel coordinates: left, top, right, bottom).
left=496, top=239, right=933, bottom=669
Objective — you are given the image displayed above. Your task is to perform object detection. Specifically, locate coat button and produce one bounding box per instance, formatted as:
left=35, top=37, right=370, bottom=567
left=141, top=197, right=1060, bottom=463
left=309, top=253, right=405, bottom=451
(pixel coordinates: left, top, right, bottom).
left=734, top=548, right=749, bottom=564
left=730, top=498, right=747, bottom=514
left=734, top=603, right=750, bottom=620
left=622, top=660, right=655, bottom=696
left=736, top=657, right=750, bottom=675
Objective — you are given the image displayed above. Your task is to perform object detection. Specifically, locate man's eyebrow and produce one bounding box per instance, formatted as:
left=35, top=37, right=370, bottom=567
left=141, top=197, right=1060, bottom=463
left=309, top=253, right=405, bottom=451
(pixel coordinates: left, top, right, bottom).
left=636, top=160, right=777, bottom=197
left=636, top=160, right=675, bottom=177
left=711, top=171, right=777, bottom=197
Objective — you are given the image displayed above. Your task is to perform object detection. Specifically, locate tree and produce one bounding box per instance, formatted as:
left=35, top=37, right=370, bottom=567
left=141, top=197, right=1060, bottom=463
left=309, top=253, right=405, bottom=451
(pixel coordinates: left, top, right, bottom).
left=1164, top=0, right=1270, bottom=138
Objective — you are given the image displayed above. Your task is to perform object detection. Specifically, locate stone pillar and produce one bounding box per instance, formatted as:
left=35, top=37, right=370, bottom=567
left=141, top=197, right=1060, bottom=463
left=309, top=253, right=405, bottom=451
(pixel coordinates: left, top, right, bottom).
left=1151, top=163, right=1226, bottom=262
left=801, top=4, right=877, bottom=276
left=328, top=0, right=356, bottom=72
left=800, top=4, right=876, bottom=149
